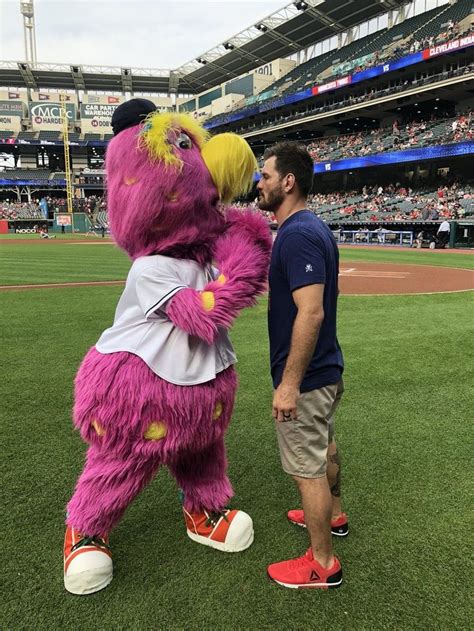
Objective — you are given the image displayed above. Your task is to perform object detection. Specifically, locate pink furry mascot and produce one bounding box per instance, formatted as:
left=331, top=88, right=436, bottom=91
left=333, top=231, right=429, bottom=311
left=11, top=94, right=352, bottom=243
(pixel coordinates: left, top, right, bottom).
left=63, top=99, right=271, bottom=595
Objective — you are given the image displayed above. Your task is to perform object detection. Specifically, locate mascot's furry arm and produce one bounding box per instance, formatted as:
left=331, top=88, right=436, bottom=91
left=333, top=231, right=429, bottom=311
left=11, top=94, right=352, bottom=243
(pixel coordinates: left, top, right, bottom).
left=167, top=208, right=271, bottom=344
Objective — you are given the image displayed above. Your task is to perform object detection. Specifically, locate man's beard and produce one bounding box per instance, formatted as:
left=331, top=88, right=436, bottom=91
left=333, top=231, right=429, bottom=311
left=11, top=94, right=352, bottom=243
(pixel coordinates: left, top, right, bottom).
left=257, top=184, right=284, bottom=213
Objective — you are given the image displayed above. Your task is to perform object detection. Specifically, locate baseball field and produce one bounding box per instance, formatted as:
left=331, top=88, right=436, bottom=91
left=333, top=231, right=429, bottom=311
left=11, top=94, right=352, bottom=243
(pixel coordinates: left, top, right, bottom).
left=1, top=235, right=473, bottom=629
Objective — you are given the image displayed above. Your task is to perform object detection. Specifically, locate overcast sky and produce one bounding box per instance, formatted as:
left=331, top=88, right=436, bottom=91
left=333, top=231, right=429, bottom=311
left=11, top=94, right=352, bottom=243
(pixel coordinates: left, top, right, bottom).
left=0, top=0, right=286, bottom=69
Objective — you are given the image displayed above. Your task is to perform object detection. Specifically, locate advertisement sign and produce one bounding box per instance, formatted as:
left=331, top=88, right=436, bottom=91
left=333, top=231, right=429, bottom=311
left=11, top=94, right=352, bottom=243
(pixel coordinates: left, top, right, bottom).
left=31, top=91, right=77, bottom=104
left=56, top=214, right=72, bottom=225
left=0, top=101, right=25, bottom=131
left=29, top=102, right=76, bottom=130
left=423, top=34, right=474, bottom=59
left=80, top=103, right=119, bottom=134
left=312, top=75, right=352, bottom=95
left=0, top=90, right=28, bottom=103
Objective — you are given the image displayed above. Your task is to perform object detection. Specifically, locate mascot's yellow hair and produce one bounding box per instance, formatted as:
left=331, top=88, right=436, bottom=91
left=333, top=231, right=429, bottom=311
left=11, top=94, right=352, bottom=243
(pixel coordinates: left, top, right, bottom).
left=201, top=133, right=257, bottom=204
left=140, top=112, right=256, bottom=203
left=139, top=112, right=209, bottom=168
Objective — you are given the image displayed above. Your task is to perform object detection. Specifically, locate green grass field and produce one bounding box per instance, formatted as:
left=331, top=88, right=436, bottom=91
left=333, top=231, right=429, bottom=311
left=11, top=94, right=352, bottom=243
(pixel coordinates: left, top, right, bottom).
left=1, top=240, right=473, bottom=629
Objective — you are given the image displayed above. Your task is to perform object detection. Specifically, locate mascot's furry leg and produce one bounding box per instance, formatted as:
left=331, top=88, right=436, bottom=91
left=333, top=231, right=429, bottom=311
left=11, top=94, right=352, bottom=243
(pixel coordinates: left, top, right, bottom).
left=64, top=447, right=161, bottom=595
left=64, top=355, right=250, bottom=594
left=170, top=432, right=253, bottom=553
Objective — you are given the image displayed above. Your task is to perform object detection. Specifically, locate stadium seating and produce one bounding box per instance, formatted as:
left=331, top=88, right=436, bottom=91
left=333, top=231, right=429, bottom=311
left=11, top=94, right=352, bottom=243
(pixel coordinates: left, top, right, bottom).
left=0, top=130, right=15, bottom=140
left=412, top=0, right=473, bottom=41
left=252, top=113, right=472, bottom=166
left=307, top=183, right=474, bottom=224
left=2, top=168, right=51, bottom=180
left=38, top=131, right=61, bottom=141
left=50, top=172, right=66, bottom=181
left=96, top=210, right=108, bottom=227
left=206, top=5, right=473, bottom=127
left=16, top=131, right=38, bottom=140
left=345, top=6, right=445, bottom=60
left=0, top=201, right=44, bottom=220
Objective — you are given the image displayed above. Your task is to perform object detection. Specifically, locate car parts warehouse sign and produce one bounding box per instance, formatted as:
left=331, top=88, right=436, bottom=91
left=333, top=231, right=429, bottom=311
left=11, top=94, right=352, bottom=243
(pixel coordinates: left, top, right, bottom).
left=80, top=103, right=118, bottom=134
left=29, top=102, right=76, bottom=130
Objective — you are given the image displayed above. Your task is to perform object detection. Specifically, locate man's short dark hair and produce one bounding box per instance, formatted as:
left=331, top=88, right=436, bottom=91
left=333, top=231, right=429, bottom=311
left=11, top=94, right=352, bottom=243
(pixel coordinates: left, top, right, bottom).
left=263, top=142, right=314, bottom=197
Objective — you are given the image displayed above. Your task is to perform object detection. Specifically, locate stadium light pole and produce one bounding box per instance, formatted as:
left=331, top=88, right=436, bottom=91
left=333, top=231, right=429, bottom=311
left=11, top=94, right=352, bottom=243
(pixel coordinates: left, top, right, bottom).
left=20, top=1, right=38, bottom=63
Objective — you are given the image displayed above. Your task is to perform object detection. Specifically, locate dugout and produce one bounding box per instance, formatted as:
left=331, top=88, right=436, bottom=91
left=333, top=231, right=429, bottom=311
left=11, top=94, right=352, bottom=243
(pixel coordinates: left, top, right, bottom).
left=452, top=221, right=474, bottom=248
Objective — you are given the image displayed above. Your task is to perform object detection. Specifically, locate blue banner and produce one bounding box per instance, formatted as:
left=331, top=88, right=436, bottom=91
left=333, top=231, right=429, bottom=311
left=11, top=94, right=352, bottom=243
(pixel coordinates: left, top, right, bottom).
left=351, top=52, right=423, bottom=83
left=313, top=142, right=474, bottom=173
left=0, top=179, right=66, bottom=186
left=254, top=142, right=473, bottom=179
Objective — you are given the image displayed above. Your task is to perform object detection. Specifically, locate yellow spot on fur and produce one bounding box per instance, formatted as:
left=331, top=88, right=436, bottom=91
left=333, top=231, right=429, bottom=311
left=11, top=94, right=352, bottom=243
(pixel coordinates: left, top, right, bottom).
left=92, top=420, right=105, bottom=437
left=217, top=274, right=226, bottom=285
left=201, top=133, right=257, bottom=203
left=124, top=176, right=139, bottom=186
left=213, top=402, right=223, bottom=420
left=201, top=291, right=215, bottom=311
left=166, top=192, right=178, bottom=202
left=144, top=422, right=167, bottom=441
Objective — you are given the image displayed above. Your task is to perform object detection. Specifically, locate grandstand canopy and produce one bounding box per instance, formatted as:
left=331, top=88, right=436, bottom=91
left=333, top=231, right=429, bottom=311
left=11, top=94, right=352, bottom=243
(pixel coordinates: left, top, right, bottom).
left=0, top=0, right=405, bottom=95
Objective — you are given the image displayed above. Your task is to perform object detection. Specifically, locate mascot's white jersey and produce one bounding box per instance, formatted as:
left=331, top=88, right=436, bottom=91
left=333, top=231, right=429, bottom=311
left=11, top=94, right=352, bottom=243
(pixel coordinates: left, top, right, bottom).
left=96, top=255, right=237, bottom=385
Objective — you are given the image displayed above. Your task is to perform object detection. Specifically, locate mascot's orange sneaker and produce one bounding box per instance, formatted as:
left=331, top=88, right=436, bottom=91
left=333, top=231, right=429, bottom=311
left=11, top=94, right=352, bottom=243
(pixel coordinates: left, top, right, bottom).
left=267, top=548, right=342, bottom=589
left=183, top=508, right=254, bottom=552
left=64, top=526, right=113, bottom=595
left=287, top=510, right=349, bottom=537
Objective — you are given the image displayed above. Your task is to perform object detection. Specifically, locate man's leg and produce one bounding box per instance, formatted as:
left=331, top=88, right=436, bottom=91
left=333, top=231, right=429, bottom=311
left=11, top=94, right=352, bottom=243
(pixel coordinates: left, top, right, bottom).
left=327, top=440, right=342, bottom=519
left=286, top=381, right=347, bottom=533
left=293, top=475, right=334, bottom=568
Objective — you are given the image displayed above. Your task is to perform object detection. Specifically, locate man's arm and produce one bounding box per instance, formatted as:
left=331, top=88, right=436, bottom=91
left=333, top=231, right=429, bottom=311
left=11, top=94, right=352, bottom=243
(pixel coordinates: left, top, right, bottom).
left=272, top=283, right=324, bottom=422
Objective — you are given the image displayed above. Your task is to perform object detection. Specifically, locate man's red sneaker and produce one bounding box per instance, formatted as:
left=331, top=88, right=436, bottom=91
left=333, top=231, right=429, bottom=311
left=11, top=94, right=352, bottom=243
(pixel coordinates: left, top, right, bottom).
left=183, top=508, right=254, bottom=552
left=64, top=526, right=113, bottom=595
left=268, top=548, right=342, bottom=589
left=287, top=510, right=349, bottom=537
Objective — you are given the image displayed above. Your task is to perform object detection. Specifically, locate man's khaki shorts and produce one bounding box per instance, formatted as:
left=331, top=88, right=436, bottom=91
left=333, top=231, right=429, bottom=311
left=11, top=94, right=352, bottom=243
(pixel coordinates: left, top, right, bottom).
left=275, top=379, right=344, bottom=478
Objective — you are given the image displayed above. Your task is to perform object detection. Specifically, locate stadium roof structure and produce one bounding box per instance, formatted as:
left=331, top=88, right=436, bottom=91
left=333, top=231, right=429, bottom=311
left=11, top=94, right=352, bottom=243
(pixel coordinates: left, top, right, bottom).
left=0, top=0, right=406, bottom=95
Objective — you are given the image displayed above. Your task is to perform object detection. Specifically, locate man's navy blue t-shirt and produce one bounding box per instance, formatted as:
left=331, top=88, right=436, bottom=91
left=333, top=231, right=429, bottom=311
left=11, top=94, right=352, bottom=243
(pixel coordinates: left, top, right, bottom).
left=268, top=209, right=344, bottom=392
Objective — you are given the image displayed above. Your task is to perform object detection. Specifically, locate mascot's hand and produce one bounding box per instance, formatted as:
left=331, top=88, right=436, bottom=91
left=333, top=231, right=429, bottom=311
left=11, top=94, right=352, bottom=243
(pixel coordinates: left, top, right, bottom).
left=166, top=209, right=271, bottom=344
left=223, top=207, right=272, bottom=254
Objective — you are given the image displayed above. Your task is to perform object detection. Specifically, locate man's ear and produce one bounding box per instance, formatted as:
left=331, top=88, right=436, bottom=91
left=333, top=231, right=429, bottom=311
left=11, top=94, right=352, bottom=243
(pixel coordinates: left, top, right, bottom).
left=284, top=173, right=296, bottom=194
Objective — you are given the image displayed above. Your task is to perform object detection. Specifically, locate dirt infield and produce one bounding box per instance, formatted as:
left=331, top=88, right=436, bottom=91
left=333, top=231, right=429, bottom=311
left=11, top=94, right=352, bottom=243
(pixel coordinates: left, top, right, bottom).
left=1, top=262, right=473, bottom=294
left=340, top=263, right=474, bottom=295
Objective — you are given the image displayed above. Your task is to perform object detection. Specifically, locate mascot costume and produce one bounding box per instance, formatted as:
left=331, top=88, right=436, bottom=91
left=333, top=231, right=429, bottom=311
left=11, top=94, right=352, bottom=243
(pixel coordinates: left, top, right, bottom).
left=64, top=99, right=271, bottom=595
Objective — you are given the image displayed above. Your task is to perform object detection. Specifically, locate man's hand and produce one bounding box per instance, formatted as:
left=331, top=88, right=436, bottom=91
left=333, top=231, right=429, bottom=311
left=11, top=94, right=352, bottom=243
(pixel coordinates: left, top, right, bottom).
left=272, top=382, right=299, bottom=422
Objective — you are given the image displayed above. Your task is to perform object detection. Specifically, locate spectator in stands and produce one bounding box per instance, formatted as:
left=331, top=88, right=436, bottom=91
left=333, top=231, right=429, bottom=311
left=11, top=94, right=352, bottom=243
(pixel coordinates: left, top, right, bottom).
left=421, top=206, right=431, bottom=221
left=257, top=142, right=346, bottom=589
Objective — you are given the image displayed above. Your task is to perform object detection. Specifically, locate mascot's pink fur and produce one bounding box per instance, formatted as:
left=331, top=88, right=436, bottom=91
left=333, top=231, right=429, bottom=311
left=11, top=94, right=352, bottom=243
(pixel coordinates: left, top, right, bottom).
left=63, top=102, right=271, bottom=595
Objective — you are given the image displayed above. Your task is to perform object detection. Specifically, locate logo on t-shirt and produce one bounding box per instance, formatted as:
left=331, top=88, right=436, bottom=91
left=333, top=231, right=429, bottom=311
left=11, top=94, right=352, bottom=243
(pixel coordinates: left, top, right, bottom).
left=305, top=264, right=313, bottom=273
